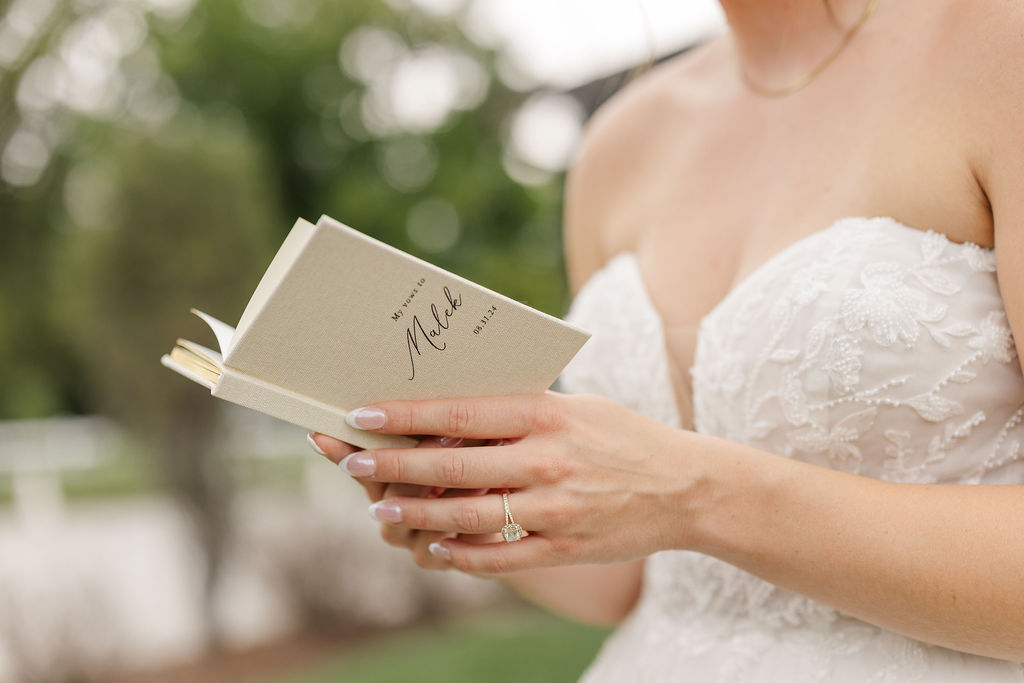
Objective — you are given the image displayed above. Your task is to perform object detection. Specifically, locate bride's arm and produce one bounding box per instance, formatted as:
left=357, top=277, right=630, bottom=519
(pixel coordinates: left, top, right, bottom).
left=687, top=440, right=1024, bottom=661
left=500, top=561, right=644, bottom=626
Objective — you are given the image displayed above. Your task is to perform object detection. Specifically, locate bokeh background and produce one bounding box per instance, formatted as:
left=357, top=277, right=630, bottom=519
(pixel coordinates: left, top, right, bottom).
left=0, top=1, right=722, bottom=681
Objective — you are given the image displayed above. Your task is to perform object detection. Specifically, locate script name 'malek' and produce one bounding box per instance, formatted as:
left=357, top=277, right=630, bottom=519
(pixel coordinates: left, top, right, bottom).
left=404, top=286, right=463, bottom=380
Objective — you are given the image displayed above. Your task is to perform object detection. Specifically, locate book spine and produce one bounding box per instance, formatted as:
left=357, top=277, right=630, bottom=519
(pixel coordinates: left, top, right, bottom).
left=213, top=367, right=417, bottom=451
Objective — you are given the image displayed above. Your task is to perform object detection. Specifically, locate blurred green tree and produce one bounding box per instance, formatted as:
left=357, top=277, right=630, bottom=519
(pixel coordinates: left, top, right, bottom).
left=0, top=0, right=570, bottom=649
left=51, top=117, right=281, bottom=646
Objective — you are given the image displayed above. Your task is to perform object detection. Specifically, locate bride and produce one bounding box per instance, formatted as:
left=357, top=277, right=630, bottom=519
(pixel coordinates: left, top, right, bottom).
left=309, top=0, right=1024, bottom=679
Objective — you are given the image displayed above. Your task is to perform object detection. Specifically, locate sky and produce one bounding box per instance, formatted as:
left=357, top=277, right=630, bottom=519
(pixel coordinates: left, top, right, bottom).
left=392, top=0, right=728, bottom=178
left=408, top=0, right=727, bottom=89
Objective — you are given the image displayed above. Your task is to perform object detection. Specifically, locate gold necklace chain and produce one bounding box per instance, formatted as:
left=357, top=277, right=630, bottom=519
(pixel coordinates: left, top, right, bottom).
left=740, top=0, right=880, bottom=98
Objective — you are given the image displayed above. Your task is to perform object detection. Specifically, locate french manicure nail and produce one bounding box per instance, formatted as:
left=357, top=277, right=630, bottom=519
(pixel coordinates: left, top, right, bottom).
left=306, top=433, right=327, bottom=456
left=368, top=500, right=403, bottom=523
left=345, top=407, right=387, bottom=430
left=428, top=542, right=451, bottom=560
left=339, top=451, right=376, bottom=477
left=438, top=436, right=463, bottom=448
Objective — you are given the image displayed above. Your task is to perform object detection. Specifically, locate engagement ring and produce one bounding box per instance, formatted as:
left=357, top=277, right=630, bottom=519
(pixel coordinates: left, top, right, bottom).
left=501, top=491, right=524, bottom=543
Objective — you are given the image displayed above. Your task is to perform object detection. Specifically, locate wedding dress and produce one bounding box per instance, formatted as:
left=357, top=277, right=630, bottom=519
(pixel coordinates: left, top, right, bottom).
left=559, top=217, right=1024, bottom=682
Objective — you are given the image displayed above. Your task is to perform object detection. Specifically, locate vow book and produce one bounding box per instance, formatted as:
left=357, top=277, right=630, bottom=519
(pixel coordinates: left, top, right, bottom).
left=161, top=215, right=589, bottom=449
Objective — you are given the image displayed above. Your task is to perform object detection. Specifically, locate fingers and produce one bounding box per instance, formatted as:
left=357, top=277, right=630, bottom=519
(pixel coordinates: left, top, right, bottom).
left=383, top=482, right=445, bottom=500
left=341, top=444, right=537, bottom=488
left=312, top=431, right=543, bottom=572
left=410, top=531, right=453, bottom=570
left=380, top=476, right=456, bottom=571
left=308, top=433, right=357, bottom=465
left=427, top=536, right=556, bottom=575
left=345, top=394, right=565, bottom=438
left=312, top=433, right=455, bottom=502
left=379, top=525, right=453, bottom=571
left=309, top=433, right=386, bottom=500
left=369, top=490, right=543, bottom=534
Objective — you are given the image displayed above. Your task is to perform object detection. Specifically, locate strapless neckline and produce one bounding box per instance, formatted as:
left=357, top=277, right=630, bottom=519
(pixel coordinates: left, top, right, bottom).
left=615, top=216, right=995, bottom=335
left=575, top=216, right=997, bottom=430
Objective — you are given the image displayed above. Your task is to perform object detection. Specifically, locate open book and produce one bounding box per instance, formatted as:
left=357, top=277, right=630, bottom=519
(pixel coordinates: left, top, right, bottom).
left=161, top=215, right=590, bottom=450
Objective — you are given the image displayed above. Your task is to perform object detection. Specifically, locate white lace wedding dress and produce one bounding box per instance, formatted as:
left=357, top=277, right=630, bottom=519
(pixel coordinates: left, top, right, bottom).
left=559, top=217, right=1024, bottom=682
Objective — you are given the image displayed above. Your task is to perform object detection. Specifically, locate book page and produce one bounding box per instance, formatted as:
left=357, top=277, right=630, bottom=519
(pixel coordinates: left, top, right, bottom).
left=161, top=354, right=216, bottom=391
left=190, top=310, right=235, bottom=357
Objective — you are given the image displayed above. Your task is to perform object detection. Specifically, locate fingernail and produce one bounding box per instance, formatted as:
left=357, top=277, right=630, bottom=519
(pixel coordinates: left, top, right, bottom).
left=339, top=451, right=376, bottom=477
left=368, top=500, right=402, bottom=523
left=346, top=407, right=387, bottom=430
left=306, top=433, right=326, bottom=456
left=438, top=436, right=463, bottom=448
left=428, top=542, right=451, bottom=560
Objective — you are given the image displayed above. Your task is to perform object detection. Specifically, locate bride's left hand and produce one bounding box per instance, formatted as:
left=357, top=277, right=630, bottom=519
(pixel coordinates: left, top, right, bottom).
left=338, top=392, right=704, bottom=574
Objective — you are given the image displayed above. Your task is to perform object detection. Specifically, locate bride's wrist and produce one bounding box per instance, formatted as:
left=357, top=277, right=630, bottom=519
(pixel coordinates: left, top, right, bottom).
left=654, top=430, right=737, bottom=554
left=677, top=433, right=796, bottom=559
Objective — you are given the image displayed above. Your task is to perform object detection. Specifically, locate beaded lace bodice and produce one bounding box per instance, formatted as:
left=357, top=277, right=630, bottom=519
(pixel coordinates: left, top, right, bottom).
left=560, top=217, right=1024, bottom=682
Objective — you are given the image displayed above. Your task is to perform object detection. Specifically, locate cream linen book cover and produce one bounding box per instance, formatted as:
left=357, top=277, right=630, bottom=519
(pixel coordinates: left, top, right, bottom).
left=161, top=215, right=590, bottom=450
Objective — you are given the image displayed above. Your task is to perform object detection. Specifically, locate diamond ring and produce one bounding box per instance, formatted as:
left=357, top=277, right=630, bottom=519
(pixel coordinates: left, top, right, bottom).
left=501, top=491, right=524, bottom=543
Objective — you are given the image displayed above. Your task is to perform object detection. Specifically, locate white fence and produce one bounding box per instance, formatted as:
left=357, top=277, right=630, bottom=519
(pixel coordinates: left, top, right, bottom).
left=0, top=411, right=502, bottom=682
left=0, top=415, right=117, bottom=525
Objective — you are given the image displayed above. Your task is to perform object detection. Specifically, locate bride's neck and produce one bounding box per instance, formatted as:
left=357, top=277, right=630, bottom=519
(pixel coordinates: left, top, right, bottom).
left=719, top=0, right=870, bottom=88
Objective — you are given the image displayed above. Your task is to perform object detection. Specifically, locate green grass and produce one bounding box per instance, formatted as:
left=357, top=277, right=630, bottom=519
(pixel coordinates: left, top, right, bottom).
left=0, top=453, right=161, bottom=506
left=271, top=607, right=611, bottom=683
left=0, top=452, right=309, bottom=508
left=60, top=452, right=162, bottom=500
left=233, top=454, right=306, bottom=492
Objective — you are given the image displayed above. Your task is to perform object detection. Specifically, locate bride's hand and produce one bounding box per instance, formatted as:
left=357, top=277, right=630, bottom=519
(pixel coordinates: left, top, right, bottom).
left=333, top=393, right=701, bottom=574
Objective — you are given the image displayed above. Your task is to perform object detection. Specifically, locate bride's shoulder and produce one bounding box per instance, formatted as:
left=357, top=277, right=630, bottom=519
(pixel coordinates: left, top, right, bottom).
left=578, top=37, right=727, bottom=156
left=923, top=0, right=1024, bottom=87
left=944, top=0, right=1024, bottom=344
left=933, top=0, right=1024, bottom=372
left=962, top=1, right=1024, bottom=96
left=941, top=0, right=1024, bottom=202
left=563, top=38, right=727, bottom=290
left=941, top=0, right=1024, bottom=41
